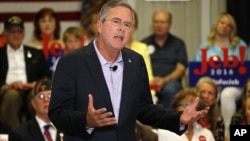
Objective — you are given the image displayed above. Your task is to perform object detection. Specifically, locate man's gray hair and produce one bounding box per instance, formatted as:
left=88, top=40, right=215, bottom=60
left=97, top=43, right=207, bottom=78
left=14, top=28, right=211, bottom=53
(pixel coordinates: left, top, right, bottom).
left=98, top=0, right=135, bottom=22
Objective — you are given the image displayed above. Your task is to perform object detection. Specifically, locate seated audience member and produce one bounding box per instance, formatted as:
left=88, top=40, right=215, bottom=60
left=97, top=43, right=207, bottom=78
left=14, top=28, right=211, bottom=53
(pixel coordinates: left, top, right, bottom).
left=229, top=89, right=250, bottom=141
left=194, top=13, right=248, bottom=137
left=26, top=7, right=65, bottom=70
left=62, top=26, right=83, bottom=52
left=196, top=77, right=224, bottom=141
left=52, top=26, right=83, bottom=76
left=229, top=80, right=250, bottom=140
left=9, top=78, right=61, bottom=141
left=172, top=88, right=215, bottom=141
left=230, top=78, right=250, bottom=125
left=82, top=12, right=99, bottom=46
left=229, top=98, right=250, bottom=141
left=234, top=78, right=250, bottom=111
left=0, top=15, right=51, bottom=128
left=141, top=10, right=188, bottom=108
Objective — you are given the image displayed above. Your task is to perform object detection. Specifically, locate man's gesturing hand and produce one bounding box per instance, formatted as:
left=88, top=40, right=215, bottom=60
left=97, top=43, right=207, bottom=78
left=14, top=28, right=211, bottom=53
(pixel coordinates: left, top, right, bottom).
left=86, top=94, right=117, bottom=127
left=180, top=97, right=209, bottom=125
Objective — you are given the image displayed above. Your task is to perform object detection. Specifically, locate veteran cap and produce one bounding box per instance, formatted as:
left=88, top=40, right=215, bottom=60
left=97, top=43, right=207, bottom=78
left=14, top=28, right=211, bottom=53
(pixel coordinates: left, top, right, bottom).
left=33, top=78, right=52, bottom=96
left=4, top=15, right=24, bottom=30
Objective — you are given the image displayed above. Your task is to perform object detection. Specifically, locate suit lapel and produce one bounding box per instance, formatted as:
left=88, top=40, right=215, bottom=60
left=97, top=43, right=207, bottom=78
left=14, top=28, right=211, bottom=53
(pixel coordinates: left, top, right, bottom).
left=84, top=43, right=114, bottom=113
left=28, top=119, right=45, bottom=141
left=118, top=49, right=134, bottom=125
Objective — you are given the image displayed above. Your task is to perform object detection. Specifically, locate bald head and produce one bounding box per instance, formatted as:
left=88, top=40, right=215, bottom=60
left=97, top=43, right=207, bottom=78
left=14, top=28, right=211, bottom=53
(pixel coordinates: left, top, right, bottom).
left=153, top=10, right=172, bottom=23
left=152, top=10, right=172, bottom=36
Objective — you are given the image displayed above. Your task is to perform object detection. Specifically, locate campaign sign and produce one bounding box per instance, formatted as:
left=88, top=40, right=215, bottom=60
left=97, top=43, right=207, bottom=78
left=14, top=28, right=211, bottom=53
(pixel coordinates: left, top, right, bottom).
left=189, top=61, right=250, bottom=87
left=230, top=125, right=250, bottom=141
left=189, top=46, right=250, bottom=87
left=189, top=58, right=250, bottom=87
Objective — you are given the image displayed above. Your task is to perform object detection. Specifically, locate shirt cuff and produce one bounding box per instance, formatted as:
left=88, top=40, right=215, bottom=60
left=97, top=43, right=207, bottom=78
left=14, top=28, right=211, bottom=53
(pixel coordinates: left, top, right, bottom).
left=179, top=123, right=186, bottom=131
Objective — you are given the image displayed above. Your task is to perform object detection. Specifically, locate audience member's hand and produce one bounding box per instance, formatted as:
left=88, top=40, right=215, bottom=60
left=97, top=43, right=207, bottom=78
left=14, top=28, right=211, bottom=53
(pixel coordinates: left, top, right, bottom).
left=22, top=83, right=35, bottom=90
left=179, top=97, right=209, bottom=125
left=10, top=81, right=34, bottom=90
left=86, top=94, right=116, bottom=127
left=153, top=77, right=166, bottom=92
left=10, top=81, right=24, bottom=90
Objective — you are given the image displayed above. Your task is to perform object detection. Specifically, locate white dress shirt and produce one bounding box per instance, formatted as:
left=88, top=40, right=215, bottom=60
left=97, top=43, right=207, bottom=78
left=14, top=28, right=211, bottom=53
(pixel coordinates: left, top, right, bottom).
left=6, top=45, right=27, bottom=84
left=35, top=116, right=57, bottom=141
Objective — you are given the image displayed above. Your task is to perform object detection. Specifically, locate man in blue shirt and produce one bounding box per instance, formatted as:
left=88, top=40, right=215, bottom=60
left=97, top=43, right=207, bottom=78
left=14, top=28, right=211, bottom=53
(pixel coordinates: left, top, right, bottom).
left=142, top=10, right=188, bottom=108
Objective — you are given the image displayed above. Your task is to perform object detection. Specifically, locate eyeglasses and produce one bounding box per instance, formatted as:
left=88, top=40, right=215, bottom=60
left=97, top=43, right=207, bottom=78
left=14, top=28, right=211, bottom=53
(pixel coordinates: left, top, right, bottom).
left=104, top=18, right=133, bottom=30
left=36, top=93, right=51, bottom=100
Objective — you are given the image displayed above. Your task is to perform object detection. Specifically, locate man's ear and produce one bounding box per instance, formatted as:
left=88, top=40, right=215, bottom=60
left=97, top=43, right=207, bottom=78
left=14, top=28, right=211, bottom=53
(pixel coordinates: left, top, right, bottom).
left=97, top=20, right=102, bottom=34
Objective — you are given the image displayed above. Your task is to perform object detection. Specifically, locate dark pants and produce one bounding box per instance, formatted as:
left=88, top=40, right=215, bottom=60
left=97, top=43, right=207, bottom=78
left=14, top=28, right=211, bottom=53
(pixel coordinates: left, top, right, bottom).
left=0, top=89, right=32, bottom=128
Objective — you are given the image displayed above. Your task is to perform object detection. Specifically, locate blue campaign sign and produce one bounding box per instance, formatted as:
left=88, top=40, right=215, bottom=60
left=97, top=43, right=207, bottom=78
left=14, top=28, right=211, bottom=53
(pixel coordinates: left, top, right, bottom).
left=189, top=61, right=250, bottom=87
